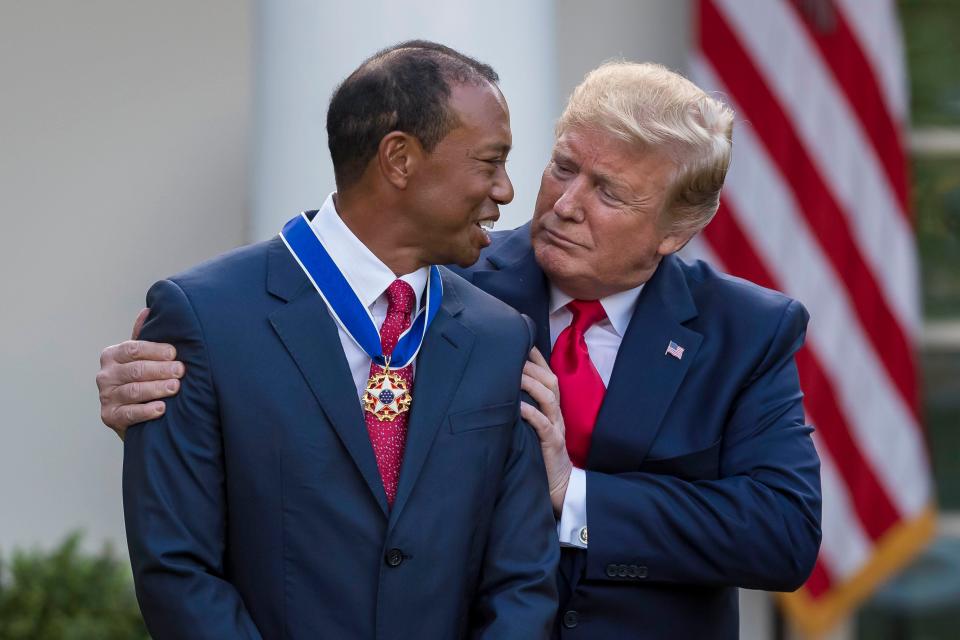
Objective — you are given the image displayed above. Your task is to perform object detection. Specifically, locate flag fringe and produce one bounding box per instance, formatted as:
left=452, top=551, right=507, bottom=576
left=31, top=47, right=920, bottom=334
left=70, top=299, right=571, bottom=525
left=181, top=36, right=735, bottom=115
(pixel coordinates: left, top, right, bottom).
left=777, top=505, right=937, bottom=638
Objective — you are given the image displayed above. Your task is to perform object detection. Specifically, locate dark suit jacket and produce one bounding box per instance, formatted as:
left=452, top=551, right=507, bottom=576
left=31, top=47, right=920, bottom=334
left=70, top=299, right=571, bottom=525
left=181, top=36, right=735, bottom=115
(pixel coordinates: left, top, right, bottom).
left=123, top=236, right=560, bottom=639
left=451, top=223, right=822, bottom=639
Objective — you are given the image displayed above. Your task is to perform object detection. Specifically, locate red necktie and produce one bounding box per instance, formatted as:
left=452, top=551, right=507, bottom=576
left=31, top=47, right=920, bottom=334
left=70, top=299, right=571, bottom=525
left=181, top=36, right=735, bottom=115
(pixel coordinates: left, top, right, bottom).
left=365, top=279, right=415, bottom=506
left=551, top=299, right=607, bottom=467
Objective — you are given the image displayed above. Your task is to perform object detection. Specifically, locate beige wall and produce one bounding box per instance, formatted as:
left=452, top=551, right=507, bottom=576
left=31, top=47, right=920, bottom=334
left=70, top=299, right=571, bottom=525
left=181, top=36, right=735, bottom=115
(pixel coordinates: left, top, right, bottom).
left=0, top=1, right=250, bottom=552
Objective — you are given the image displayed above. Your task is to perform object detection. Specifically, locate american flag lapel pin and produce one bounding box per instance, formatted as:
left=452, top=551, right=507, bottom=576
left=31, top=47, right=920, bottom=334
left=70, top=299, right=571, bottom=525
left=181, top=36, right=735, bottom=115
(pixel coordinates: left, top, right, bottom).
left=665, top=340, right=685, bottom=360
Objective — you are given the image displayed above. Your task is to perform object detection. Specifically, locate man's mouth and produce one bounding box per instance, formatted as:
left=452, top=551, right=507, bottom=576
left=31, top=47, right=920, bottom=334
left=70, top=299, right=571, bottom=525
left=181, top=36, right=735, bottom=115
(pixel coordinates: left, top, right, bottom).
left=544, top=227, right=582, bottom=248
left=476, top=219, right=495, bottom=242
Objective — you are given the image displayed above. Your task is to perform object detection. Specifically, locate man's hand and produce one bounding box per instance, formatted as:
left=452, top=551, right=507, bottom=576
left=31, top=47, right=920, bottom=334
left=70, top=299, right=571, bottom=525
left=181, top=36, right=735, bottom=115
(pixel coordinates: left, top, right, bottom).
left=96, top=308, right=185, bottom=440
left=520, top=347, right=573, bottom=517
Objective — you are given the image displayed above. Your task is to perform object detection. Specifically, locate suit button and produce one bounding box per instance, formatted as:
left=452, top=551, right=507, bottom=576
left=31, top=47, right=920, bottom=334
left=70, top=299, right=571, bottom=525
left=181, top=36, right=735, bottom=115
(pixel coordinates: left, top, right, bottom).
left=616, top=564, right=628, bottom=578
left=385, top=548, right=404, bottom=567
left=605, top=563, right=618, bottom=578
left=562, top=610, right=579, bottom=628
left=626, top=565, right=638, bottom=578
left=637, top=565, right=648, bottom=578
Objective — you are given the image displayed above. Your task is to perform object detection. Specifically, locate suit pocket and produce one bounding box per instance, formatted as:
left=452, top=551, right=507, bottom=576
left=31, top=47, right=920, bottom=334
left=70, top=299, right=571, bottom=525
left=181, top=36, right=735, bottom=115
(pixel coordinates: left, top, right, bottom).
left=640, top=438, right=722, bottom=481
left=448, top=402, right=517, bottom=434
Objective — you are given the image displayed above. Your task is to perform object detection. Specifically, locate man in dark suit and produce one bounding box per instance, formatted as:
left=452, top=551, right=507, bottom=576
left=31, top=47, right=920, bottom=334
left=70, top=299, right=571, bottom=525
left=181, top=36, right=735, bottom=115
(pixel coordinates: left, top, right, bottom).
left=111, top=42, right=559, bottom=639
left=98, top=60, right=820, bottom=638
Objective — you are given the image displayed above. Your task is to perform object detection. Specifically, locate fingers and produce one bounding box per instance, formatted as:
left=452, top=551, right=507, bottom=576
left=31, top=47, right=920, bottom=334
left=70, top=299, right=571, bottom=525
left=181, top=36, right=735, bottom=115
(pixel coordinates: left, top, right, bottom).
left=96, top=359, right=184, bottom=390
left=97, top=316, right=180, bottom=439
left=521, top=366, right=563, bottom=425
left=117, top=360, right=185, bottom=385
left=109, top=378, right=181, bottom=405
left=523, top=358, right=559, bottom=393
left=520, top=401, right=552, bottom=440
left=131, top=307, right=151, bottom=340
left=521, top=373, right=564, bottom=432
left=528, top=346, right=550, bottom=368
left=100, top=339, right=177, bottom=367
left=521, top=373, right=556, bottom=409
left=101, top=400, right=167, bottom=438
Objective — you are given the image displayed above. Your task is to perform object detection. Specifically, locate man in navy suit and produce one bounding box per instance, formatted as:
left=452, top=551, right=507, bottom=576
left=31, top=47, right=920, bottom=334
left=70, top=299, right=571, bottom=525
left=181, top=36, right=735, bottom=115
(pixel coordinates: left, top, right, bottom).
left=110, top=42, right=559, bottom=639
left=98, top=60, right=820, bottom=638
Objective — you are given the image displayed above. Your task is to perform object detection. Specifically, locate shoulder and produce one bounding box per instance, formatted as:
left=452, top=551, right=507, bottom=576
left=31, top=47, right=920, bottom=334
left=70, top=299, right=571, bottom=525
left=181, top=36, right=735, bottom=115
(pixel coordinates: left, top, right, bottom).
left=655, top=256, right=810, bottom=380
left=165, top=238, right=275, bottom=295
left=145, top=238, right=281, bottom=327
left=679, top=257, right=808, bottom=331
left=439, top=266, right=532, bottom=347
left=448, top=223, right=532, bottom=280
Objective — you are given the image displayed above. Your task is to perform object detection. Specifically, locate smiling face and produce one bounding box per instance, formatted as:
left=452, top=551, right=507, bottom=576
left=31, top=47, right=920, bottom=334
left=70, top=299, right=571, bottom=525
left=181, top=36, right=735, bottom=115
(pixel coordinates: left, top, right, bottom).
left=406, top=81, right=514, bottom=267
left=531, top=126, right=694, bottom=300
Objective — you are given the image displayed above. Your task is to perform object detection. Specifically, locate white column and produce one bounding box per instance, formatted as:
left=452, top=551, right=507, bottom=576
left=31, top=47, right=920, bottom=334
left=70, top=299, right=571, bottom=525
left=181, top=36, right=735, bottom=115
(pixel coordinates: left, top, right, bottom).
left=251, top=0, right=559, bottom=237
left=0, top=0, right=250, bottom=552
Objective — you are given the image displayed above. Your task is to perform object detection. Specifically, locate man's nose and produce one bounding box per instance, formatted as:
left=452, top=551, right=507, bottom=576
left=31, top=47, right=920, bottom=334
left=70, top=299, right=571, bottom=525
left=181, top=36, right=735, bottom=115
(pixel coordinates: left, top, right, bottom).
left=554, top=177, right=586, bottom=222
left=492, top=166, right=515, bottom=205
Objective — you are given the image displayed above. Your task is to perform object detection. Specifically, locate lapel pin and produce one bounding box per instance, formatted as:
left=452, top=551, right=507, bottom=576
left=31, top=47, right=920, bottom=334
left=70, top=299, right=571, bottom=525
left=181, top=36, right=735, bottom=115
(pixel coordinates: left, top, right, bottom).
left=665, top=341, right=685, bottom=360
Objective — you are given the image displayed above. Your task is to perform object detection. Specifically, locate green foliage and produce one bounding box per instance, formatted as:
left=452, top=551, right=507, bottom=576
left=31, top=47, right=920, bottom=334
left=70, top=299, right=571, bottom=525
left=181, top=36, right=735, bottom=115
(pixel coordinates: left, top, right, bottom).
left=0, top=532, right=148, bottom=640
left=913, top=155, right=960, bottom=318
left=900, top=0, right=960, bottom=126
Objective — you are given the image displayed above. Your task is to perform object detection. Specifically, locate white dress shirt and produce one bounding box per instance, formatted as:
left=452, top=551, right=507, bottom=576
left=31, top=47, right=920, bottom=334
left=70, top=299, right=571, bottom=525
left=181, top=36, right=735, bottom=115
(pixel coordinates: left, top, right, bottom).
left=308, top=193, right=429, bottom=398
left=550, top=282, right=645, bottom=548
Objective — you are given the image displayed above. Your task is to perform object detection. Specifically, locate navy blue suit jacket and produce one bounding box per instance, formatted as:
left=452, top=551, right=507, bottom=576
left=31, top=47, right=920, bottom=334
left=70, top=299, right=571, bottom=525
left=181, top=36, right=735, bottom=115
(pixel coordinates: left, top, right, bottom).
left=123, top=236, right=560, bottom=639
left=451, top=223, right=822, bottom=639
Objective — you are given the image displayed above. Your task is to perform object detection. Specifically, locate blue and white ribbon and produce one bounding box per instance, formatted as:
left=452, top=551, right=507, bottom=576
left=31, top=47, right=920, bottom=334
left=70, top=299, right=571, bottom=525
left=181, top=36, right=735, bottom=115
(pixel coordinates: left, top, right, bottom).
left=279, top=212, right=442, bottom=369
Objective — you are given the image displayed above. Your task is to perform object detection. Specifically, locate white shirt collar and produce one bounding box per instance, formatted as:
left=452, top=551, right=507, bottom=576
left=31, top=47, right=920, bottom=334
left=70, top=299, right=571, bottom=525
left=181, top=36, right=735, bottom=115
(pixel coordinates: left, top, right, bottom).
left=548, top=281, right=644, bottom=338
left=308, top=192, right=429, bottom=311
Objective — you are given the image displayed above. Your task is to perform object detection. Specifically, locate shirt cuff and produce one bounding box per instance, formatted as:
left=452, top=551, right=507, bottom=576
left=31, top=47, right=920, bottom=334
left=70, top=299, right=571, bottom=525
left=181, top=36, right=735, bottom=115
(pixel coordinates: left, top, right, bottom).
left=557, top=467, right=588, bottom=548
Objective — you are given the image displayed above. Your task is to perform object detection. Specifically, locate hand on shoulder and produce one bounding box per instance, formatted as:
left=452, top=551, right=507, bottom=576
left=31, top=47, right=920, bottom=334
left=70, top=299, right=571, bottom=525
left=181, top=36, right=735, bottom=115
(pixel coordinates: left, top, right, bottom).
left=96, top=308, right=184, bottom=439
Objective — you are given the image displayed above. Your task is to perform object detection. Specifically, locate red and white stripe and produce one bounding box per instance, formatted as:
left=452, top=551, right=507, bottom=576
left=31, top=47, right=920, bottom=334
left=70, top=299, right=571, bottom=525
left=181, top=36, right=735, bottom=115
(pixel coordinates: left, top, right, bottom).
left=687, top=0, right=932, bottom=622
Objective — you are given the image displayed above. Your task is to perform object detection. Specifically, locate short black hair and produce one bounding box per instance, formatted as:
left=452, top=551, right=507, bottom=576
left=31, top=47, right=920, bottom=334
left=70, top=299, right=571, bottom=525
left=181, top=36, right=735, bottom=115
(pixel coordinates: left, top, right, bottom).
left=326, top=40, right=499, bottom=189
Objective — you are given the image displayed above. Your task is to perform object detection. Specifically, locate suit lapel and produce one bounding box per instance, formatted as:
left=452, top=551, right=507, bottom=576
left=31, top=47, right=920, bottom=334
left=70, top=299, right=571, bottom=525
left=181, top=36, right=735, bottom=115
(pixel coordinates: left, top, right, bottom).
left=587, top=255, right=703, bottom=472
left=470, top=224, right=552, bottom=358
left=265, top=237, right=390, bottom=516
left=389, top=270, right=474, bottom=528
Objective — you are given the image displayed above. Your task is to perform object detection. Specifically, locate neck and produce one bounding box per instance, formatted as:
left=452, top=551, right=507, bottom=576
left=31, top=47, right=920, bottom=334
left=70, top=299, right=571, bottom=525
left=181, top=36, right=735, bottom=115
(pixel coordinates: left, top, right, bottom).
left=334, top=192, right=427, bottom=276
left=550, top=264, right=658, bottom=301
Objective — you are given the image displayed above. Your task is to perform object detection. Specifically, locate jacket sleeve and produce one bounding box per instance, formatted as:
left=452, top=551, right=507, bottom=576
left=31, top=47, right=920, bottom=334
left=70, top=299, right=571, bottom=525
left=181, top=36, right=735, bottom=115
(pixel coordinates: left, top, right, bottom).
left=123, top=279, right=263, bottom=639
left=584, top=299, right=822, bottom=591
left=470, top=316, right=560, bottom=640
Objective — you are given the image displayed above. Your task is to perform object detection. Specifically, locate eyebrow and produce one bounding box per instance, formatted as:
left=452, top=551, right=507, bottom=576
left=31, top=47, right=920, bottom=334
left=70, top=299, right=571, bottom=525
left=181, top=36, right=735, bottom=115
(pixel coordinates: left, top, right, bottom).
left=476, top=143, right=511, bottom=156
left=553, top=149, right=631, bottom=193
left=594, top=171, right=631, bottom=194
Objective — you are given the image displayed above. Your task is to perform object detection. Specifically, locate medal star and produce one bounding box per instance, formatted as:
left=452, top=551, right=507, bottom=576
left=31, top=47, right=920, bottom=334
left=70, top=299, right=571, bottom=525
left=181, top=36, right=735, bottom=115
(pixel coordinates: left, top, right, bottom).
left=364, top=371, right=411, bottom=420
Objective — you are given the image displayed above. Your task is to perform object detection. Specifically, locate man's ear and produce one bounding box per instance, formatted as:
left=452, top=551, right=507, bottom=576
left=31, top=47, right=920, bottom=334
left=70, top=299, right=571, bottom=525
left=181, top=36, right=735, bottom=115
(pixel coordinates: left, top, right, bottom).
left=377, top=131, right=424, bottom=189
left=657, top=227, right=699, bottom=256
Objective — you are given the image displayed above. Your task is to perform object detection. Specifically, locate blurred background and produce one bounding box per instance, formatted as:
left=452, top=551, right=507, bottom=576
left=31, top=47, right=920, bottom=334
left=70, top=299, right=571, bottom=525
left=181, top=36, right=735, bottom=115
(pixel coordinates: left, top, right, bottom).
left=0, top=1, right=957, bottom=638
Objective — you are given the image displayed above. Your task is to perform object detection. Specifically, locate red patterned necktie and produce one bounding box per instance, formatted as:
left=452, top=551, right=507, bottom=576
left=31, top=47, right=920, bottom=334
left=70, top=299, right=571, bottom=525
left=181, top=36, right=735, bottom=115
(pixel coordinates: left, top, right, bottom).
left=365, top=279, right=415, bottom=507
left=551, top=299, right=608, bottom=467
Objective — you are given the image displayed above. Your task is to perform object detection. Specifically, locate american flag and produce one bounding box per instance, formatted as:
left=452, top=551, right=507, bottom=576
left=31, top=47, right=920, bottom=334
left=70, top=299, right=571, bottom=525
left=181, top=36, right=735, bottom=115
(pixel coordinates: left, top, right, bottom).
left=686, top=0, right=935, bottom=635
left=666, top=341, right=685, bottom=360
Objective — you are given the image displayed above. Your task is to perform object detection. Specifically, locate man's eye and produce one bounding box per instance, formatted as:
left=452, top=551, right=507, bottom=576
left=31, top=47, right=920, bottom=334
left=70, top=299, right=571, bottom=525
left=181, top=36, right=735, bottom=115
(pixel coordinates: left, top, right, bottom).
left=552, top=162, right=574, bottom=177
left=600, top=187, right=622, bottom=203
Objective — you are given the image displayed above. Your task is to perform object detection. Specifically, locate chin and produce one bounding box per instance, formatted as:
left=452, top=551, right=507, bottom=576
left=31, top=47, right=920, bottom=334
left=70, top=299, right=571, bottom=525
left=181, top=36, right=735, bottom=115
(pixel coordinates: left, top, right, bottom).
left=455, top=251, right=482, bottom=268
left=534, top=243, right=576, bottom=282
left=446, top=245, right=482, bottom=268
left=534, top=238, right=570, bottom=267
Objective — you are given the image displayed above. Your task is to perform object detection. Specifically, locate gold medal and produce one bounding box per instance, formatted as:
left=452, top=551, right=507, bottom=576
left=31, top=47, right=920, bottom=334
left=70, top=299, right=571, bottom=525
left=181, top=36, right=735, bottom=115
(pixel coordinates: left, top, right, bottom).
left=363, top=358, right=412, bottom=422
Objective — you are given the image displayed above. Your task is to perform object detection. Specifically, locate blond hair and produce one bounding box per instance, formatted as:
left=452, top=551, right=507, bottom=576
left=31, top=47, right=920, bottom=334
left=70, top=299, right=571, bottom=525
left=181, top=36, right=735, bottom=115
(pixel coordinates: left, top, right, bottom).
left=558, top=61, right=734, bottom=234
